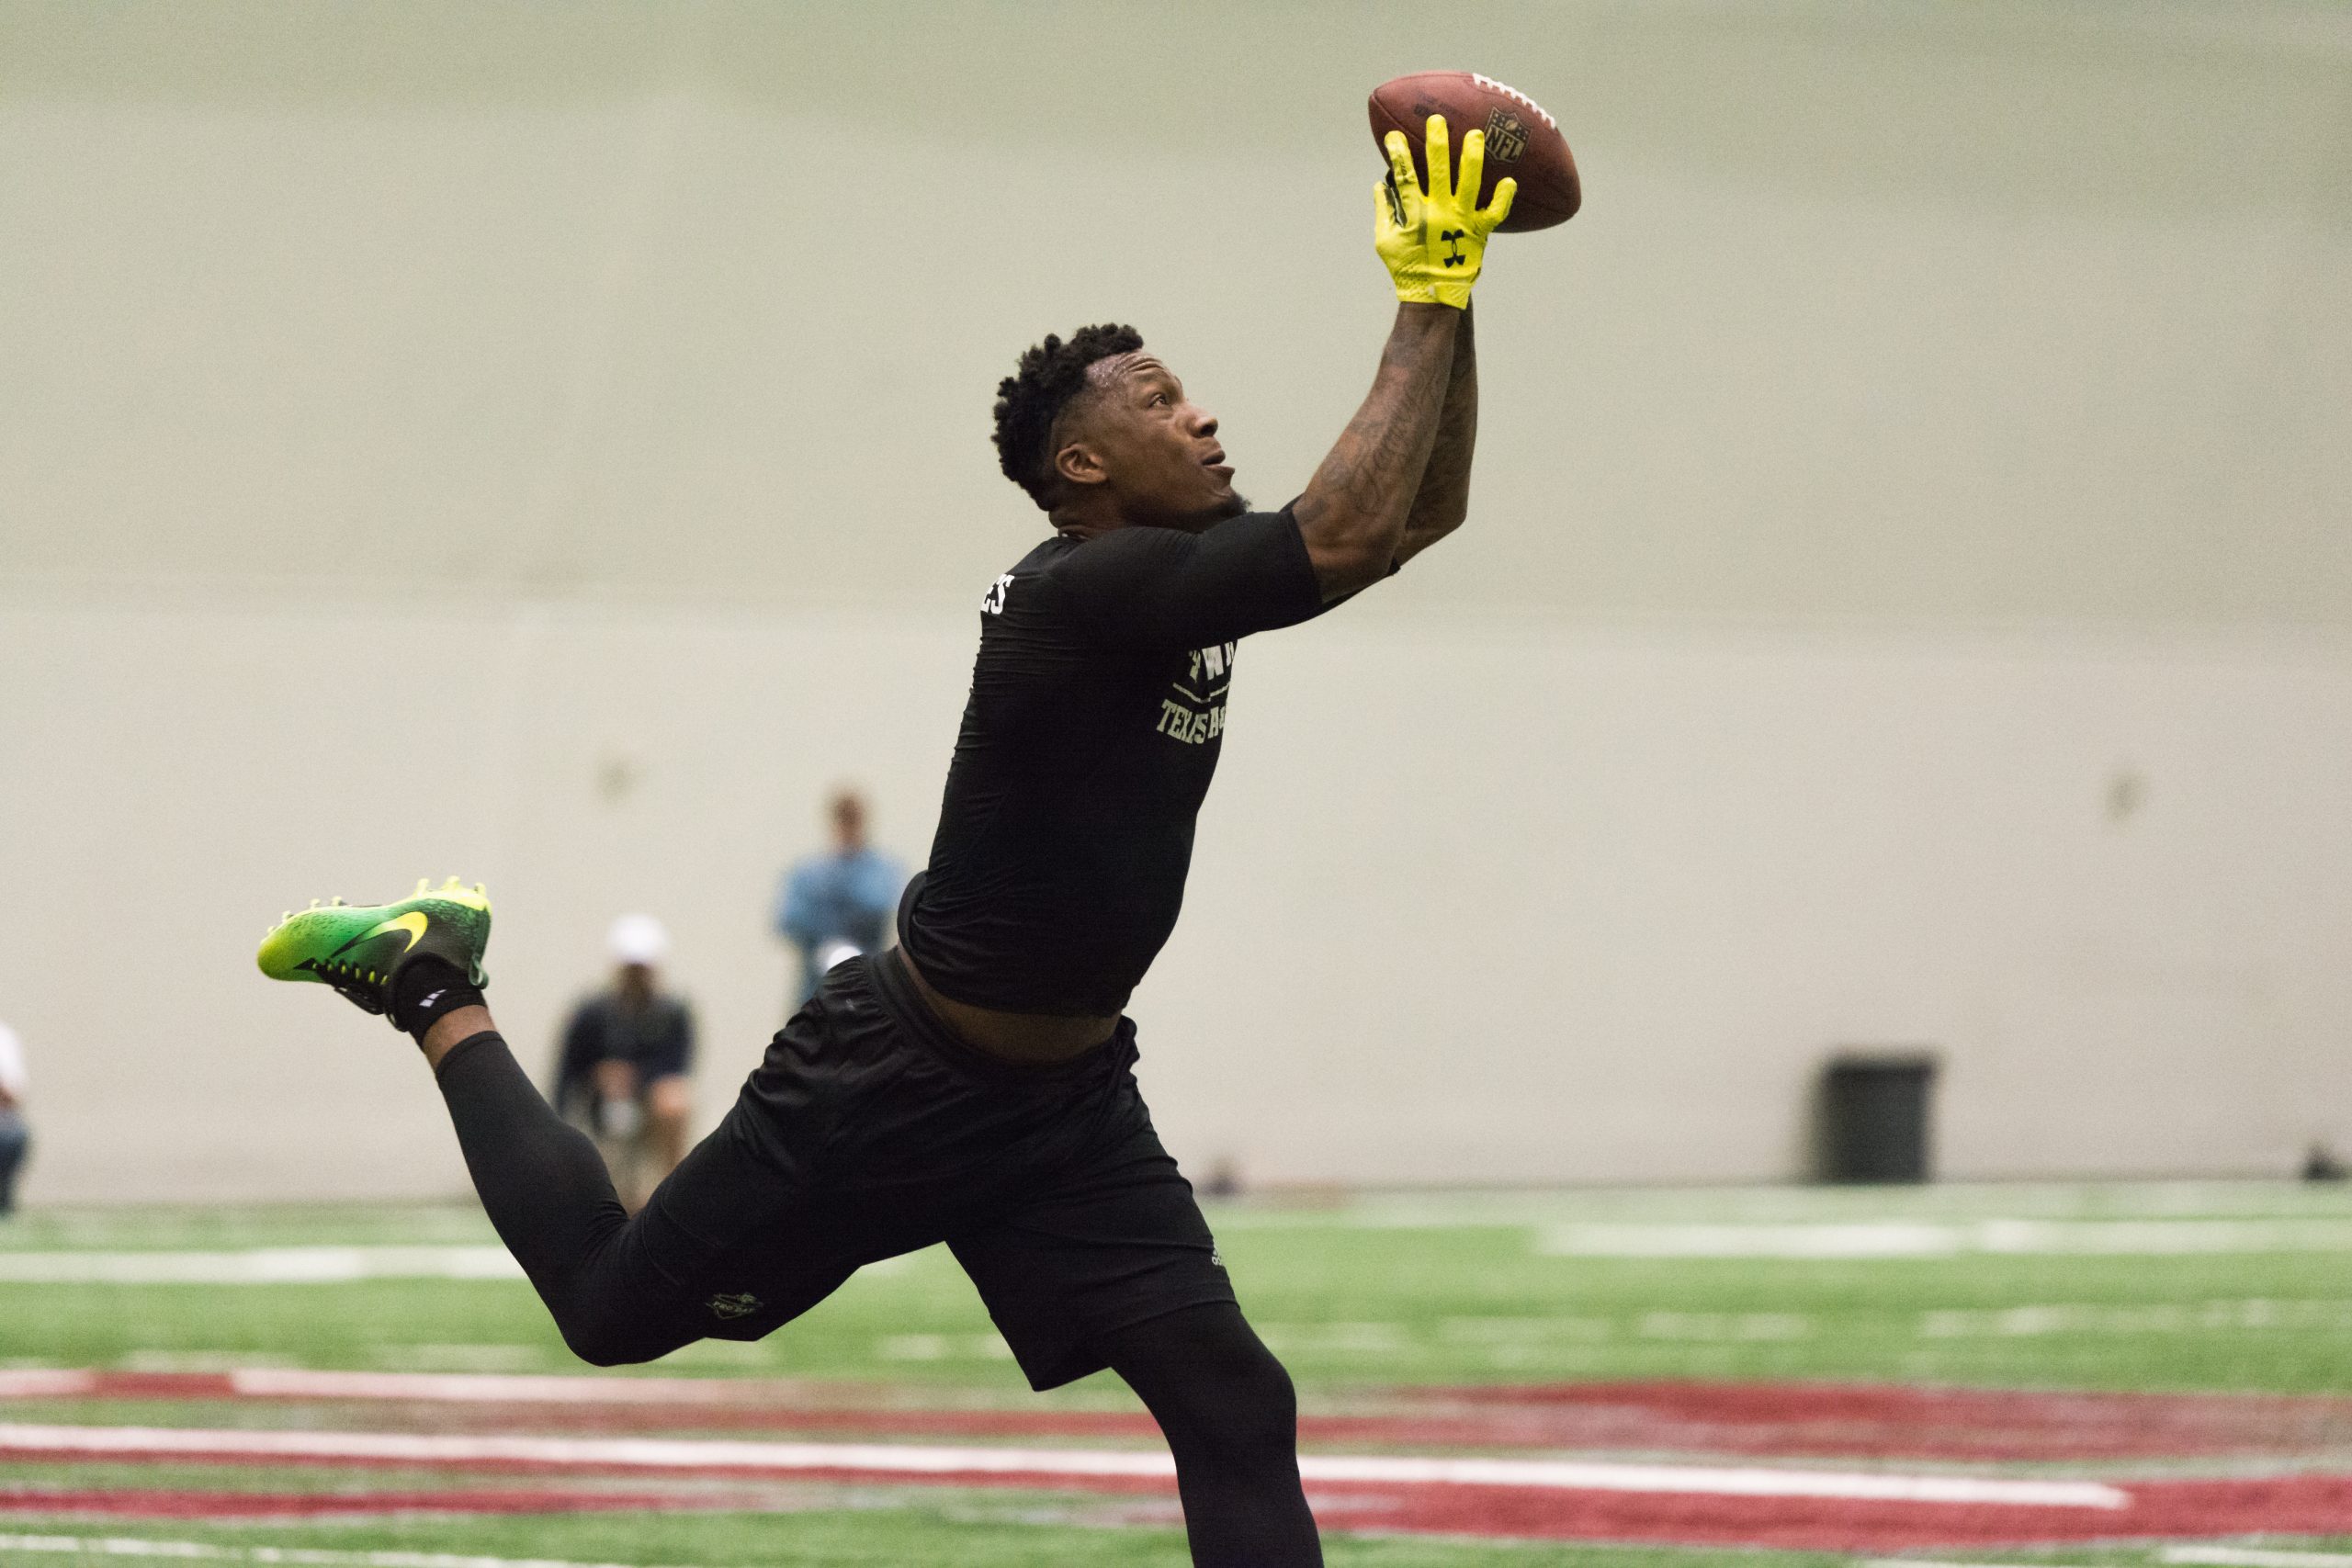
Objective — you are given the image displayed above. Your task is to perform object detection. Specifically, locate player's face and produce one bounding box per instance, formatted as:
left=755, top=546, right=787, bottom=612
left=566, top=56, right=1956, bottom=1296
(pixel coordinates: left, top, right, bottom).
left=1065, top=355, right=1246, bottom=530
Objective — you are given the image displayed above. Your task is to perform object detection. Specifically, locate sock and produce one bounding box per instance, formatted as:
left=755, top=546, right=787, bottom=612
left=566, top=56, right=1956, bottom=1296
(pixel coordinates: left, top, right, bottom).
left=391, top=957, right=486, bottom=1042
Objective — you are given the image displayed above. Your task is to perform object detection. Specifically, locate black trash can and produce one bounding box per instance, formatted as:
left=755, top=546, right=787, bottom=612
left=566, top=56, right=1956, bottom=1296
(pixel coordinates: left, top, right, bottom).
left=1815, top=1050, right=1938, bottom=1184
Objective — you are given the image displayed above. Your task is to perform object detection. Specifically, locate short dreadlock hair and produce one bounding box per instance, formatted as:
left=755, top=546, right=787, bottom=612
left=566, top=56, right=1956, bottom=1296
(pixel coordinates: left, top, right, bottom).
left=991, top=323, right=1145, bottom=509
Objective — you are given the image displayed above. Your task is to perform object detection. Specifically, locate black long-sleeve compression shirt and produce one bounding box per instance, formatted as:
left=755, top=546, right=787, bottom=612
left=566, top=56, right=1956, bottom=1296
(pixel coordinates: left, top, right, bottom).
left=900, top=507, right=1329, bottom=1015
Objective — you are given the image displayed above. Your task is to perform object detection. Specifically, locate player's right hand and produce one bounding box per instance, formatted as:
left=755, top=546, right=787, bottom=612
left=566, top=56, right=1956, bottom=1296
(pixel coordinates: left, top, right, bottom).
left=1374, top=116, right=1515, bottom=310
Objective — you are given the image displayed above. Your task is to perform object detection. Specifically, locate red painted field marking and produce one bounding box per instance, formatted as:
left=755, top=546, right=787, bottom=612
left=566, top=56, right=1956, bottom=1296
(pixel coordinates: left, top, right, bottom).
left=11, top=1374, right=2352, bottom=1545
left=5, top=1474, right=2350, bottom=1551
left=1425, top=1380, right=2352, bottom=1461
left=0, top=1423, right=2127, bottom=1509
left=15, top=1371, right=2352, bottom=1462
left=1303, top=1471, right=2352, bottom=1549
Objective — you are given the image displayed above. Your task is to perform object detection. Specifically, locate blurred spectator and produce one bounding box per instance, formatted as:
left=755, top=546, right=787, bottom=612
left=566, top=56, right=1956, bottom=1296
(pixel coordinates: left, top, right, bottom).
left=551, top=915, right=695, bottom=1211
left=775, top=788, right=905, bottom=1007
left=0, top=1020, right=28, bottom=1216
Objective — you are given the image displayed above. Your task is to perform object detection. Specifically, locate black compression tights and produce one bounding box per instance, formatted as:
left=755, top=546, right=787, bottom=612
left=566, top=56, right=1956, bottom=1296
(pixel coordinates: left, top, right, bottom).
left=435, top=1032, right=1320, bottom=1564
left=433, top=1032, right=697, bottom=1367
left=1100, top=1303, right=1324, bottom=1566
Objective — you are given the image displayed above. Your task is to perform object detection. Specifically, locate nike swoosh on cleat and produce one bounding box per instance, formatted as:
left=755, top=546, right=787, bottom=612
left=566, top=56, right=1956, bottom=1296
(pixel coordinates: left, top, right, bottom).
left=332, top=911, right=429, bottom=959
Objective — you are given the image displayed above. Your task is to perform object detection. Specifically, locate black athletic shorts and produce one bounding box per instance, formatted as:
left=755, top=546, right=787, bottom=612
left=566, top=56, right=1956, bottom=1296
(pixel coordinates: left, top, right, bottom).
left=623, top=949, right=1234, bottom=1390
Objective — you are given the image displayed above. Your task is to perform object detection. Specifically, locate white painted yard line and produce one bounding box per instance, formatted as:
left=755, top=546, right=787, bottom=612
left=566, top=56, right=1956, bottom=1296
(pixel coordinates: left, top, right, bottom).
left=0, top=1250, right=523, bottom=1285
left=224, top=1371, right=751, bottom=1405
left=1918, top=1297, right=2352, bottom=1337
left=0, top=1534, right=693, bottom=1568
left=1540, top=1219, right=2352, bottom=1258
left=1294, top=1456, right=2124, bottom=1506
left=0, top=1424, right=2130, bottom=1508
left=1207, top=1181, right=2352, bottom=1232
left=5, top=1366, right=978, bottom=1408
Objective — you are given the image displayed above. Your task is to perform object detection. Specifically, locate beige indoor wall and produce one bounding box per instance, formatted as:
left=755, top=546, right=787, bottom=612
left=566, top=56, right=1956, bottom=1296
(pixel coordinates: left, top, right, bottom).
left=4, top=2, right=2348, bottom=1199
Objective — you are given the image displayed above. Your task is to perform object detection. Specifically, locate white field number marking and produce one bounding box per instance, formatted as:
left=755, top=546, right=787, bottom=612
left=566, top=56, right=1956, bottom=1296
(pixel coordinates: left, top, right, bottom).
left=0, top=1248, right=909, bottom=1288
left=1920, top=1297, right=2352, bottom=1337
left=1539, top=1219, right=2352, bottom=1258
left=0, top=1424, right=2129, bottom=1508
left=0, top=1249, right=524, bottom=1285
left=874, top=1333, right=1015, bottom=1362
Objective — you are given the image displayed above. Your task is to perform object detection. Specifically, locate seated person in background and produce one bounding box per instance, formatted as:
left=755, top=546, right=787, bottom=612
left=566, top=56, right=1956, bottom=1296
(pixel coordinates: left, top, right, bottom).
left=552, top=916, right=695, bottom=1211
left=775, top=788, right=905, bottom=1009
left=0, top=1020, right=28, bottom=1217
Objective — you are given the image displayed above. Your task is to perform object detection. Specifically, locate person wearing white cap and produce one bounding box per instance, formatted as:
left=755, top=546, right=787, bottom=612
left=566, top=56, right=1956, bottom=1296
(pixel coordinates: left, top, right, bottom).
left=549, top=916, right=695, bottom=1210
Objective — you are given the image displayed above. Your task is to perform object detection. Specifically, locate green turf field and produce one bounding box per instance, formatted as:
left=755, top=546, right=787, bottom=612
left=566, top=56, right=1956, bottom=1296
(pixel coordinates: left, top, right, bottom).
left=0, top=1510, right=1842, bottom=1568
left=5, top=1183, right=2351, bottom=1565
left=6, top=1183, right=2351, bottom=1393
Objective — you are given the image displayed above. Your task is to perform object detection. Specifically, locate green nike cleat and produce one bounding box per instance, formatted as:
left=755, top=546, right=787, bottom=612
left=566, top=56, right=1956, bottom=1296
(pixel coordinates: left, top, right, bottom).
left=257, top=876, right=491, bottom=1027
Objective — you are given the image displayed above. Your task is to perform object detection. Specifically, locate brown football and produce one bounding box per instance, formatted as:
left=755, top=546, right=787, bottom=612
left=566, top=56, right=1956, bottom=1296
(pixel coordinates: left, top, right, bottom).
left=1367, top=70, right=1578, bottom=232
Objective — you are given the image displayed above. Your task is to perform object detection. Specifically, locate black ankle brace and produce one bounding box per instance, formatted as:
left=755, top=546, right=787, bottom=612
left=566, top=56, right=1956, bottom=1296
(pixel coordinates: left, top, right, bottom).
left=390, top=957, right=485, bottom=1042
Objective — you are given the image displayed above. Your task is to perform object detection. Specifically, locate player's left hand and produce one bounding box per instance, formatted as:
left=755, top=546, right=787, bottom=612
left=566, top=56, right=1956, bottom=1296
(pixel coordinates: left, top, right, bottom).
left=1374, top=115, right=1516, bottom=310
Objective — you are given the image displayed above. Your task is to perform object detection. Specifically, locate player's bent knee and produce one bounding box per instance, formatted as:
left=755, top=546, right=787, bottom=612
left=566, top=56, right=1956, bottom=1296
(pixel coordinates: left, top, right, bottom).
left=1125, top=1305, right=1300, bottom=1459
left=1215, top=1344, right=1299, bottom=1452
left=554, top=1298, right=680, bottom=1369
left=560, top=1325, right=665, bottom=1369
left=1170, top=1361, right=1296, bottom=1465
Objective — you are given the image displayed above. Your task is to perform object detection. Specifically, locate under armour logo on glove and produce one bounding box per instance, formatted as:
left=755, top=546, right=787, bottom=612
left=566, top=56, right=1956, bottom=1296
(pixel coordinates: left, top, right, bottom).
left=1441, top=229, right=1466, bottom=266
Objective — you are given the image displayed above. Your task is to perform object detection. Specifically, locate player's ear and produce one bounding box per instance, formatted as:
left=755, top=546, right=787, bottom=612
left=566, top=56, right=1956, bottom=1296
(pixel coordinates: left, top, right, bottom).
left=1054, top=440, right=1108, bottom=490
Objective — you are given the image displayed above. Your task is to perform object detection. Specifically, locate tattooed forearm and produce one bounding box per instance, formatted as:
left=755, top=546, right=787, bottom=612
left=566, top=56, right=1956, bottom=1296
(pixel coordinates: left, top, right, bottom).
left=1339, top=343, right=1450, bottom=517
left=1294, top=304, right=1459, bottom=598
left=1396, top=302, right=1476, bottom=567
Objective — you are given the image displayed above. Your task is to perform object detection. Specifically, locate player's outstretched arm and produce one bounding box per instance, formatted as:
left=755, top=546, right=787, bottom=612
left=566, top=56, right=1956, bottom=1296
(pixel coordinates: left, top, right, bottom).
left=1394, top=300, right=1477, bottom=568
left=1292, top=302, right=1457, bottom=599
left=1293, top=117, right=1511, bottom=601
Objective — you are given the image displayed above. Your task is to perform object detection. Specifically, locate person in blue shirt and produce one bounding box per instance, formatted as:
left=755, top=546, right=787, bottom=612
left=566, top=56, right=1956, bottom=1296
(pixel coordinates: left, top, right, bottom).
left=0, top=1021, right=28, bottom=1217
left=775, top=789, right=905, bottom=1007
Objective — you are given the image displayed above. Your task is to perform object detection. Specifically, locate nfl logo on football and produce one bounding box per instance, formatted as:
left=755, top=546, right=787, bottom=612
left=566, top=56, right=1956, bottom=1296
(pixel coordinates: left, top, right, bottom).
left=1482, top=107, right=1528, bottom=163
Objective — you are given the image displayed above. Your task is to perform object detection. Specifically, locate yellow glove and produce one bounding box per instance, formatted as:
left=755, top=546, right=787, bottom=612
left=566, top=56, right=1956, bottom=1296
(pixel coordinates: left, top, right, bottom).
left=1374, top=115, right=1516, bottom=310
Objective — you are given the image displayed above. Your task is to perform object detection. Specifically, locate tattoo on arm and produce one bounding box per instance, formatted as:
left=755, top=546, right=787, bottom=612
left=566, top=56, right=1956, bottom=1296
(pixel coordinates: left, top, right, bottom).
left=1396, top=303, right=1477, bottom=567
left=1340, top=359, right=1448, bottom=519
left=1295, top=306, right=1458, bottom=597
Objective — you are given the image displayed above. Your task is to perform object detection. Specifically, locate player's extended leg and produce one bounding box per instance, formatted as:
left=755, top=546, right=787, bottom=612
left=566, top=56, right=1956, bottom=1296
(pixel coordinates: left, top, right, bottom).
left=424, top=1010, right=698, bottom=1365
left=1098, top=1303, right=1321, bottom=1567
left=929, top=973, right=1325, bottom=1567
left=257, top=884, right=806, bottom=1367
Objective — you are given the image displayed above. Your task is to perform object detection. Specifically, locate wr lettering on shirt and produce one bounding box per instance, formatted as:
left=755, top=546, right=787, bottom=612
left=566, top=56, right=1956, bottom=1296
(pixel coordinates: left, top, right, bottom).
left=981, top=575, right=1013, bottom=615
left=1187, top=642, right=1237, bottom=683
